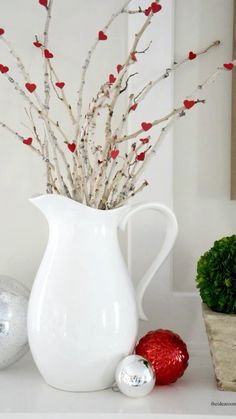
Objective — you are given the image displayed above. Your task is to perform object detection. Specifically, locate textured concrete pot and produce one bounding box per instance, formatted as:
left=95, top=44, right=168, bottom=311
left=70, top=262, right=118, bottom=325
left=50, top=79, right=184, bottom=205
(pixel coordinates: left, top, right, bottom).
left=202, top=303, right=236, bottom=391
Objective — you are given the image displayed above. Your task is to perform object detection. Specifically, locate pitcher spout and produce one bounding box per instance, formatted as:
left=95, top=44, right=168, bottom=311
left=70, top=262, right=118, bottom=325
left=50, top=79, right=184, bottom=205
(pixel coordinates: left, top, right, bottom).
left=29, top=194, right=80, bottom=221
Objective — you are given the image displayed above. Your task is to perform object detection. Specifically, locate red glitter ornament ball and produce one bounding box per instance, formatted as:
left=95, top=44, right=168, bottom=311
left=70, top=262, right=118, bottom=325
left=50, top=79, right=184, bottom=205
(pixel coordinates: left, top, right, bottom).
left=135, top=329, right=189, bottom=385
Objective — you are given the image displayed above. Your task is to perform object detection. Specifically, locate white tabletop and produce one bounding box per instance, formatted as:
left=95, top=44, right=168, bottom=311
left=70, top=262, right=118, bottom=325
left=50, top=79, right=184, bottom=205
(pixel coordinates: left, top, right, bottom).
left=0, top=350, right=235, bottom=418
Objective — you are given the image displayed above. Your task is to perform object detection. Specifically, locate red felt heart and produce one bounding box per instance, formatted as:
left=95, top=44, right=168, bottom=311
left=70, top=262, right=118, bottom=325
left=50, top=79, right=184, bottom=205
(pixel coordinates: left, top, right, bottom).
left=136, top=152, right=146, bottom=161
left=67, top=143, right=76, bottom=153
left=0, top=28, right=5, bottom=36
left=55, top=82, right=65, bottom=89
left=98, top=31, right=107, bottom=41
left=188, top=51, right=197, bottom=60
left=151, top=3, right=162, bottom=13
left=224, top=63, right=234, bottom=70
left=110, top=149, right=119, bottom=160
left=23, top=137, right=33, bottom=145
left=140, top=137, right=149, bottom=144
left=33, top=41, right=42, bottom=48
left=130, top=52, right=137, bottom=62
left=44, top=49, right=54, bottom=59
left=109, top=74, right=116, bottom=84
left=130, top=103, right=138, bottom=112
left=141, top=122, right=152, bottom=131
left=39, top=0, right=48, bottom=7
left=25, top=83, right=37, bottom=93
left=183, top=99, right=195, bottom=109
left=144, top=7, right=152, bottom=16
left=0, top=64, right=9, bottom=73
left=117, top=64, right=123, bottom=74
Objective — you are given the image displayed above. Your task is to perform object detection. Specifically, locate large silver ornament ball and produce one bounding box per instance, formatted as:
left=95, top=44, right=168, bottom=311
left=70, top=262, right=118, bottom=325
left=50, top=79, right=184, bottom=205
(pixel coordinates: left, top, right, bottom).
left=115, top=354, right=156, bottom=398
left=0, top=276, right=29, bottom=369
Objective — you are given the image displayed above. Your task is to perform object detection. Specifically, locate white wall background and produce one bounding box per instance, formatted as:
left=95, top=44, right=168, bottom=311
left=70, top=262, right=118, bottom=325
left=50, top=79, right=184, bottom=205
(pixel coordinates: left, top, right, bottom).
left=0, top=0, right=234, bottom=349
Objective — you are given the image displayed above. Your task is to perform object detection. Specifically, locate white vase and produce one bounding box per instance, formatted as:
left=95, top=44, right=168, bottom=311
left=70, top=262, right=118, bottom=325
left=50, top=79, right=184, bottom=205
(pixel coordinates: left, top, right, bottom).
left=27, top=195, right=178, bottom=391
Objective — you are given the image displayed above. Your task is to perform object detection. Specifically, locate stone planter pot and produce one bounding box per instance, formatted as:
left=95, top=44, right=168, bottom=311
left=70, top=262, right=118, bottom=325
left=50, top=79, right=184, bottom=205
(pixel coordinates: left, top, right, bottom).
left=202, top=303, right=236, bottom=391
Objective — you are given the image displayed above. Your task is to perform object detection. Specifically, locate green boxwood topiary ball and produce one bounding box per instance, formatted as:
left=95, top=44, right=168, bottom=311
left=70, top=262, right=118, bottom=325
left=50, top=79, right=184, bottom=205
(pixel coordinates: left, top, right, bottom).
left=196, top=235, right=236, bottom=314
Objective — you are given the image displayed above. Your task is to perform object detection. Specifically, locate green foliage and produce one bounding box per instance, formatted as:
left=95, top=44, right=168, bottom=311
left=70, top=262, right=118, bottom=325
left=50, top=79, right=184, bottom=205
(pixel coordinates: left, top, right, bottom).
left=196, top=235, right=236, bottom=314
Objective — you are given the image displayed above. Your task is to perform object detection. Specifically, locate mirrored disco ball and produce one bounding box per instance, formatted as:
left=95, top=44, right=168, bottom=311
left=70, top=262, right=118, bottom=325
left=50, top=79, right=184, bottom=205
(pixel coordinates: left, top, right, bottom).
left=0, top=276, right=29, bottom=369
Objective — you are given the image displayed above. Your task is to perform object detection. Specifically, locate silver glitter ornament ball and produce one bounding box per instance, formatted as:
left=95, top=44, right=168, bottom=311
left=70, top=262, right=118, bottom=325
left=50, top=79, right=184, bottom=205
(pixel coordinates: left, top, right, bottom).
left=0, top=276, right=29, bottom=369
left=115, top=354, right=156, bottom=398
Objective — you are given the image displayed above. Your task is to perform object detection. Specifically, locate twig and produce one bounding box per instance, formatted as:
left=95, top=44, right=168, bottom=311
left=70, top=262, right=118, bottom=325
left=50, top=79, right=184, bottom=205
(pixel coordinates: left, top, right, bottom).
left=48, top=60, right=76, bottom=124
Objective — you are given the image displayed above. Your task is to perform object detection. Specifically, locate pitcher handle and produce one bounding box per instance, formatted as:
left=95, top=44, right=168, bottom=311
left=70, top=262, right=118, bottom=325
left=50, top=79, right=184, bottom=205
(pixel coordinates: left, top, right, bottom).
left=119, top=202, right=178, bottom=321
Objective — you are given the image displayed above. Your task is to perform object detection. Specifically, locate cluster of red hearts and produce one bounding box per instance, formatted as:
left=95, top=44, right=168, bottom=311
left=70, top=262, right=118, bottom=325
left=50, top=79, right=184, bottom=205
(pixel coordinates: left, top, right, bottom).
left=0, top=0, right=234, bottom=162
left=0, top=0, right=235, bottom=207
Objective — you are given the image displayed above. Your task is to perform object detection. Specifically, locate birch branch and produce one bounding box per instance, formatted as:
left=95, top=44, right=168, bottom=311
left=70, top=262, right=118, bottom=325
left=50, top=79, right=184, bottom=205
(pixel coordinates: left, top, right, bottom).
left=116, top=107, right=183, bottom=143
left=125, top=59, right=234, bottom=192
left=0, top=120, right=53, bottom=165
left=42, top=0, right=56, bottom=193
left=113, top=180, right=149, bottom=208
left=91, top=2, right=161, bottom=204
left=134, top=40, right=220, bottom=103
left=74, top=0, right=132, bottom=144
left=0, top=34, right=44, bottom=109
left=114, top=40, right=220, bottom=140
left=48, top=60, right=76, bottom=124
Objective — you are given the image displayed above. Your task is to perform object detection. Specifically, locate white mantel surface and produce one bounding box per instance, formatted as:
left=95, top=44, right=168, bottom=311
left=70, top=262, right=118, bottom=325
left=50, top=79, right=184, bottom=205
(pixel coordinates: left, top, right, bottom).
left=0, top=351, right=235, bottom=418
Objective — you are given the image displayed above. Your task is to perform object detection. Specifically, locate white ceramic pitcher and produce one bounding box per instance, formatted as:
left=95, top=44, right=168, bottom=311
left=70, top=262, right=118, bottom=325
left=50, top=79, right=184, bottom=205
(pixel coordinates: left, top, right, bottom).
left=28, top=195, right=178, bottom=391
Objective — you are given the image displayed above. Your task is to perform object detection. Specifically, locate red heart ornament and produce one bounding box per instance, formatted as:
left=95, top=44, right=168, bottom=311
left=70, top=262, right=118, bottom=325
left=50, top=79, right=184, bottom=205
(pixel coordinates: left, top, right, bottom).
left=0, top=28, right=5, bottom=36
left=130, top=103, right=138, bottom=112
left=109, top=74, right=116, bottom=84
left=136, top=152, right=146, bottom=161
left=33, top=41, right=42, bottom=48
left=151, top=3, right=162, bottom=13
left=39, top=0, right=48, bottom=7
left=141, top=122, right=152, bottom=131
left=130, top=52, right=137, bottom=62
left=55, top=82, right=65, bottom=89
left=224, top=63, right=234, bottom=70
left=67, top=143, right=76, bottom=153
left=183, top=99, right=195, bottom=109
left=0, top=64, right=9, bottom=73
left=25, top=83, right=37, bottom=93
left=110, top=149, right=119, bottom=160
left=44, top=49, right=53, bottom=59
left=117, top=64, right=123, bottom=74
left=23, top=137, right=33, bottom=145
left=98, top=31, right=107, bottom=41
left=188, top=51, right=197, bottom=60
left=140, top=137, right=149, bottom=144
left=144, top=7, right=152, bottom=16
